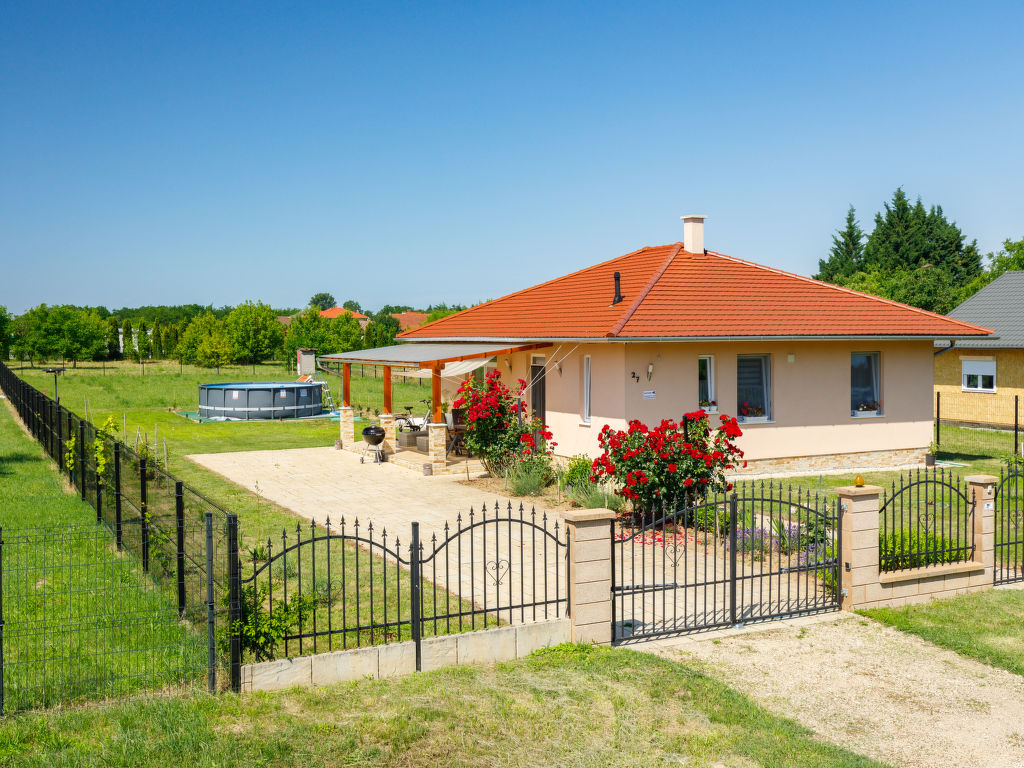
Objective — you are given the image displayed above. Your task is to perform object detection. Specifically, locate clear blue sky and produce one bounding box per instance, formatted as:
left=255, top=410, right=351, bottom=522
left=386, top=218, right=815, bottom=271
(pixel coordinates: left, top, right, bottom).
left=2, top=1, right=1022, bottom=315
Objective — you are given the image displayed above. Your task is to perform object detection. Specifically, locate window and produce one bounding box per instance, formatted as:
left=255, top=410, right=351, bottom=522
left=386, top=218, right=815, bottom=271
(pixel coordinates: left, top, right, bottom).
left=582, top=355, right=592, bottom=424
left=851, top=353, right=881, bottom=416
left=962, top=359, right=996, bottom=392
left=737, top=355, right=770, bottom=421
left=698, top=355, right=716, bottom=409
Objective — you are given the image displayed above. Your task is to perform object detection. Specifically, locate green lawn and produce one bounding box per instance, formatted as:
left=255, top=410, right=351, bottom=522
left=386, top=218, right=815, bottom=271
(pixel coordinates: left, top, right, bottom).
left=12, top=360, right=404, bottom=544
left=0, top=644, right=885, bottom=768
left=8, top=362, right=490, bottom=665
left=861, top=588, right=1024, bottom=676
left=0, top=399, right=206, bottom=711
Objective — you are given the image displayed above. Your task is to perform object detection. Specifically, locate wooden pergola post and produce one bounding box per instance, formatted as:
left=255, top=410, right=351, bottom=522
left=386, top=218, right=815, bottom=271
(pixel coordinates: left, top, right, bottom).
left=342, top=363, right=351, bottom=407
left=383, top=365, right=392, bottom=414
left=431, top=366, right=442, bottom=423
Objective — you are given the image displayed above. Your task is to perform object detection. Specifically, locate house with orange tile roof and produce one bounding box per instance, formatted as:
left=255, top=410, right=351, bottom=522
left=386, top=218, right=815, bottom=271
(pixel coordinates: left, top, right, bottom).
left=394, top=216, right=993, bottom=473
left=391, top=310, right=430, bottom=331
left=320, top=306, right=370, bottom=329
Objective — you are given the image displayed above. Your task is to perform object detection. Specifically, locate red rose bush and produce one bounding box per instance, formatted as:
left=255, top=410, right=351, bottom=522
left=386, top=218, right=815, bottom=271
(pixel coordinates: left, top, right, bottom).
left=590, top=410, right=744, bottom=515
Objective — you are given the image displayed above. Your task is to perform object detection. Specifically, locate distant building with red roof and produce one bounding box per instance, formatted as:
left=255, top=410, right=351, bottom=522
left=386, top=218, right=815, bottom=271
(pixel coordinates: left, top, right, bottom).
left=320, top=307, right=370, bottom=329
left=398, top=216, right=991, bottom=472
left=391, top=311, right=429, bottom=331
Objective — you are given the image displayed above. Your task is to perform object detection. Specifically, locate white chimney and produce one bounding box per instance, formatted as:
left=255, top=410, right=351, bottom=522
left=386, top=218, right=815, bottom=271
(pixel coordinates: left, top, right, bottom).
left=681, top=214, right=706, bottom=253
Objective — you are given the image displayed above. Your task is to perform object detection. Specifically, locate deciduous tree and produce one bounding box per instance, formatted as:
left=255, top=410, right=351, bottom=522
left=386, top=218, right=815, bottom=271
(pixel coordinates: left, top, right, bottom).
left=225, top=301, right=284, bottom=365
left=309, top=293, right=336, bottom=311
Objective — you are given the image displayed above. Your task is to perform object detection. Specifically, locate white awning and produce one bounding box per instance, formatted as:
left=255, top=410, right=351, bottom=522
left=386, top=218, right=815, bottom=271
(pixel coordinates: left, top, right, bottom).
left=396, top=359, right=490, bottom=380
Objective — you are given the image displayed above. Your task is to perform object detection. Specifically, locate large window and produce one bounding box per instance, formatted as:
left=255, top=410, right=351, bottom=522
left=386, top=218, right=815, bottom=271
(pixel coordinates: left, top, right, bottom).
left=851, top=353, right=881, bottom=416
left=698, top=355, right=716, bottom=410
left=582, top=355, right=592, bottom=423
left=962, top=359, right=996, bottom=392
left=737, top=355, right=770, bottom=421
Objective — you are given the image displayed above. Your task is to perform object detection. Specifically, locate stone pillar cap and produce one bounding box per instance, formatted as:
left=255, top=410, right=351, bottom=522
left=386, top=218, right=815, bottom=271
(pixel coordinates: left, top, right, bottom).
left=834, top=485, right=883, bottom=496
left=563, top=509, right=618, bottom=523
left=964, top=474, right=999, bottom=484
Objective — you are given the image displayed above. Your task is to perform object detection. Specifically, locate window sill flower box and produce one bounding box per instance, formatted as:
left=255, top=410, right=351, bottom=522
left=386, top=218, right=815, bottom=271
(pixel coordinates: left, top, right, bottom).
left=738, top=415, right=771, bottom=424
left=851, top=410, right=882, bottom=418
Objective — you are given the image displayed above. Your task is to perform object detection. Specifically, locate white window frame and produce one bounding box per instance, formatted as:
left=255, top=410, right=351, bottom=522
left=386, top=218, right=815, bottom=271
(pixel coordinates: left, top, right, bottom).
left=698, top=355, right=717, bottom=412
left=737, top=354, right=771, bottom=423
left=851, top=352, right=882, bottom=417
left=961, top=358, right=996, bottom=393
left=582, top=355, right=592, bottom=424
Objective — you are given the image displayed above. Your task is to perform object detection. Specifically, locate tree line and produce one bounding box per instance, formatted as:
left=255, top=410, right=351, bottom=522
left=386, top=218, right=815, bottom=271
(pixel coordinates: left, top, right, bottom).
left=0, top=295, right=466, bottom=369
left=815, top=188, right=1023, bottom=314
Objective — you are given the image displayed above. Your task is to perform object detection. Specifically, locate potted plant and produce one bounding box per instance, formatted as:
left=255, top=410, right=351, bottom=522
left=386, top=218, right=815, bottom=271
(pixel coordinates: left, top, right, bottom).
left=925, top=440, right=937, bottom=467
left=737, top=402, right=766, bottom=423
left=852, top=400, right=881, bottom=417
left=699, top=398, right=718, bottom=414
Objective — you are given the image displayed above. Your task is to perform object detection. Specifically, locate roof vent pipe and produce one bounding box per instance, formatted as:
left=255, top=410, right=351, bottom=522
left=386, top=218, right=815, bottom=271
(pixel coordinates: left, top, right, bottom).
left=612, top=271, right=623, bottom=305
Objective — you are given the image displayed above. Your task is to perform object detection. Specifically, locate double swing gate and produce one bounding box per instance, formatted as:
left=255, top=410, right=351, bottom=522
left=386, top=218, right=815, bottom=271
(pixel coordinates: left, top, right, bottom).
left=611, top=483, right=840, bottom=642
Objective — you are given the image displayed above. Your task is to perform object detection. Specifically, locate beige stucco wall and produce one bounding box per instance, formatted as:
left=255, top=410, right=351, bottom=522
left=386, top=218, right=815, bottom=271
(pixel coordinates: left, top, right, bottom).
left=933, top=348, right=1024, bottom=427
left=499, top=339, right=934, bottom=463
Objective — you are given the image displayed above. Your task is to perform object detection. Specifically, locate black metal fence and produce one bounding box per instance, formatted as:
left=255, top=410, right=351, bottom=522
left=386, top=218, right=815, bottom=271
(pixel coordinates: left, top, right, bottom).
left=878, top=468, right=975, bottom=572
left=611, top=483, right=840, bottom=642
left=0, top=361, right=239, bottom=713
left=239, top=503, right=568, bottom=669
left=995, top=459, right=1024, bottom=585
left=935, top=391, right=1021, bottom=461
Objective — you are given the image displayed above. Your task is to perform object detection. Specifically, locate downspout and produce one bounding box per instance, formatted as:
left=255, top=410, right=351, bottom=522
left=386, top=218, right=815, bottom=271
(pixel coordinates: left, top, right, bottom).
left=934, top=340, right=956, bottom=357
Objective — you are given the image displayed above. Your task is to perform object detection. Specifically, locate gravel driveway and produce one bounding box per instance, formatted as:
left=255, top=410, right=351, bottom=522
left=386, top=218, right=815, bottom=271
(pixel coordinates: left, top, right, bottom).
left=640, top=613, right=1024, bottom=768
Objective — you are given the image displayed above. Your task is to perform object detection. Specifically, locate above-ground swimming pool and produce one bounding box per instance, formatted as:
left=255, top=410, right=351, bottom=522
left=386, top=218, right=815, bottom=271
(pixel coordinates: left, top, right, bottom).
left=198, top=382, right=325, bottom=420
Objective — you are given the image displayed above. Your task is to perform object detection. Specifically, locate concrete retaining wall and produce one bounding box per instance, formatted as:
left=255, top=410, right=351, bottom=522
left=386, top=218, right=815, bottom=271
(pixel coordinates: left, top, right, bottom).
left=241, top=618, right=570, bottom=693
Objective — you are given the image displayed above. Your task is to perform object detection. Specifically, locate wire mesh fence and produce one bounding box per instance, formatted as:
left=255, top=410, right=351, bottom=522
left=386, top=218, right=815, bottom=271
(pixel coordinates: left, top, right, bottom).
left=935, top=391, right=1021, bottom=461
left=0, top=362, right=237, bottom=713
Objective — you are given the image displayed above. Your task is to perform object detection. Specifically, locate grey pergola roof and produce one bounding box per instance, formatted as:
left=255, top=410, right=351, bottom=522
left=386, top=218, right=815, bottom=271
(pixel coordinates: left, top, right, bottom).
left=946, top=271, right=1024, bottom=349
left=318, top=342, right=548, bottom=368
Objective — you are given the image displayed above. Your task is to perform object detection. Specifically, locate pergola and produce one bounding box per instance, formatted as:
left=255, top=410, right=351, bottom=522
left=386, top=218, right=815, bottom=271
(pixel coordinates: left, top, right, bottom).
left=318, top=342, right=550, bottom=422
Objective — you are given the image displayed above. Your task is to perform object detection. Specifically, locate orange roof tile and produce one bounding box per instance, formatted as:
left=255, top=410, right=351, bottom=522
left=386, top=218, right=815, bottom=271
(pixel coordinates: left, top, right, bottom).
left=321, top=307, right=369, bottom=320
left=398, top=244, right=993, bottom=340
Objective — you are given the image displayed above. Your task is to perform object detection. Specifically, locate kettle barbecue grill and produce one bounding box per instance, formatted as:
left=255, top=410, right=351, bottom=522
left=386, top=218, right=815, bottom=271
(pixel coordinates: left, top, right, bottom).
left=360, top=425, right=386, bottom=464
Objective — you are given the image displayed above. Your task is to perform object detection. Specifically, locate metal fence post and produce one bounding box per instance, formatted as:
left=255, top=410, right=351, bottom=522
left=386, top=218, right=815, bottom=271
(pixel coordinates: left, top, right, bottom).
left=935, top=390, right=941, bottom=448
left=140, top=458, right=149, bottom=572
left=410, top=521, right=422, bottom=672
left=66, top=411, right=73, bottom=472
left=729, top=493, right=738, bottom=626
left=175, top=482, right=186, bottom=616
left=113, top=443, right=123, bottom=550
left=227, top=514, right=241, bottom=693
left=1015, top=394, right=1020, bottom=459
left=205, top=511, right=216, bottom=692
left=78, top=420, right=86, bottom=500
left=55, top=405, right=63, bottom=473
left=95, top=467, right=102, bottom=524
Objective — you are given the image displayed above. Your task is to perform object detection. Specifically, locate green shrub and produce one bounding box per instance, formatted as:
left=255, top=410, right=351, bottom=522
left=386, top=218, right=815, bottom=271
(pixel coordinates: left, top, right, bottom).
left=507, top=460, right=551, bottom=497
left=561, top=454, right=593, bottom=491
left=569, top=481, right=626, bottom=512
left=689, top=506, right=753, bottom=537
left=879, top=530, right=965, bottom=571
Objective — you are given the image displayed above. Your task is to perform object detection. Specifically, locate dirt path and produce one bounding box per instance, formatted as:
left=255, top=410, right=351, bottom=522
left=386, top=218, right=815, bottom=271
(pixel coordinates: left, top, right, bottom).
left=638, top=613, right=1024, bottom=768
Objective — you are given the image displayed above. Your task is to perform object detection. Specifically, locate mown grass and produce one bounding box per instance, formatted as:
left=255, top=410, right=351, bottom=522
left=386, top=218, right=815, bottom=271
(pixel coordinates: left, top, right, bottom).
left=0, top=399, right=206, bottom=711
left=13, top=360, right=429, bottom=542
left=861, top=588, right=1024, bottom=677
left=0, top=644, right=886, bottom=768
left=10, top=362, right=493, bottom=664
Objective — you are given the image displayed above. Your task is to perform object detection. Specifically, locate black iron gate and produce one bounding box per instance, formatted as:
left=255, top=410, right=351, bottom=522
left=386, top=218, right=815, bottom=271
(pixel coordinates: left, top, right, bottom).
left=995, top=460, right=1024, bottom=585
left=611, top=483, right=839, bottom=642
